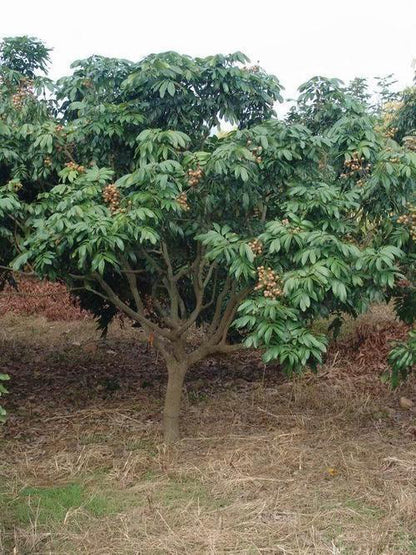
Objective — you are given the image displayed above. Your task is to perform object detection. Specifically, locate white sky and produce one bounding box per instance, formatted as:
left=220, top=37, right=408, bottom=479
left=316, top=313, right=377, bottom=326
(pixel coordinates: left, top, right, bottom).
left=2, top=0, right=416, bottom=110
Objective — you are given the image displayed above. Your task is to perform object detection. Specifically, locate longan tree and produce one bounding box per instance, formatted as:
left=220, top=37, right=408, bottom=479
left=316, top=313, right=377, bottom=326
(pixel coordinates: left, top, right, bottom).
left=8, top=50, right=415, bottom=442
left=0, top=36, right=58, bottom=282
left=2, top=38, right=416, bottom=438
left=381, top=70, right=416, bottom=385
left=0, top=36, right=54, bottom=419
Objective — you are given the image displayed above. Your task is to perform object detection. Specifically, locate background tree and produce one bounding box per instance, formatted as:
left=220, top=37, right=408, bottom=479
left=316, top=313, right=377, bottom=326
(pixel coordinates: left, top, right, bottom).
left=0, top=36, right=59, bottom=421
left=381, top=69, right=416, bottom=385
left=0, top=36, right=58, bottom=282
left=288, top=73, right=416, bottom=390
left=286, top=76, right=355, bottom=134
left=0, top=36, right=51, bottom=77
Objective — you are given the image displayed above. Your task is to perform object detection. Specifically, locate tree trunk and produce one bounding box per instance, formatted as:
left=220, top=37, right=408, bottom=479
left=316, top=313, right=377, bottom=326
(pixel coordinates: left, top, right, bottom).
left=163, top=359, right=187, bottom=443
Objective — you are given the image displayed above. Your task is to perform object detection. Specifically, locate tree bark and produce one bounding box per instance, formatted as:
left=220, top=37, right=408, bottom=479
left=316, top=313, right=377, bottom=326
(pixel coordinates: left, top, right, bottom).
left=163, top=359, right=188, bottom=443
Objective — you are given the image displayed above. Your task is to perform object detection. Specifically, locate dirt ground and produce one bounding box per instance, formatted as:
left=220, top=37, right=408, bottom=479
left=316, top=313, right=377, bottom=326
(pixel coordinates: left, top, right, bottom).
left=1, top=306, right=416, bottom=554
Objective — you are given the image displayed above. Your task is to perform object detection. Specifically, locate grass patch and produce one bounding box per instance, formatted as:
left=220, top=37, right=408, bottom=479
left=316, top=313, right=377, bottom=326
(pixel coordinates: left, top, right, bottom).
left=78, top=433, right=110, bottom=446
left=156, top=476, right=228, bottom=510
left=1, top=482, right=137, bottom=529
left=125, top=438, right=157, bottom=455
left=344, top=498, right=385, bottom=519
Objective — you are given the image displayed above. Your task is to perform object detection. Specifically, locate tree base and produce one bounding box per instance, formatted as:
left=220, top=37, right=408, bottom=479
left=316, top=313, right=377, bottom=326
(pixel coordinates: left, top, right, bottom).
left=163, top=414, right=181, bottom=443
left=163, top=360, right=187, bottom=443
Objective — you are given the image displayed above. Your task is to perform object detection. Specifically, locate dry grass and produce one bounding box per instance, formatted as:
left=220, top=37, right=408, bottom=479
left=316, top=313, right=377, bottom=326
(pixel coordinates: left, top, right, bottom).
left=1, top=306, right=416, bottom=554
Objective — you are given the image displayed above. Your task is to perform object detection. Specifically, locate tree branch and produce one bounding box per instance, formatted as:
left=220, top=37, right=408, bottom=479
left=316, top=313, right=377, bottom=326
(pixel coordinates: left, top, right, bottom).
left=93, top=273, right=173, bottom=339
left=208, top=275, right=231, bottom=335
left=0, top=265, right=35, bottom=276
left=120, top=256, right=145, bottom=314
left=161, top=241, right=182, bottom=322
left=191, top=285, right=252, bottom=362
left=170, top=247, right=212, bottom=338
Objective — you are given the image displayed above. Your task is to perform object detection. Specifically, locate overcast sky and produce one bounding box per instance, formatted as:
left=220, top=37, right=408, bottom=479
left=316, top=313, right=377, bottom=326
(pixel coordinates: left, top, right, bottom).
left=2, top=0, right=416, bottom=109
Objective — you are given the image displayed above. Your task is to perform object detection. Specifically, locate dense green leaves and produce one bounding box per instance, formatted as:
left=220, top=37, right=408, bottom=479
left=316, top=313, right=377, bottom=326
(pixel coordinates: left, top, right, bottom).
left=388, top=330, right=416, bottom=387
left=0, top=36, right=51, bottom=77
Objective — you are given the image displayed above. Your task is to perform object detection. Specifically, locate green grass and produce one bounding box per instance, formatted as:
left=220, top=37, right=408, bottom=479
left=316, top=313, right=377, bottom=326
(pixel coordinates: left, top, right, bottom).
left=0, top=482, right=138, bottom=529
left=78, top=432, right=110, bottom=445
left=344, top=498, right=385, bottom=519
left=124, top=437, right=157, bottom=455
left=0, top=473, right=225, bottom=536
left=154, top=475, right=229, bottom=509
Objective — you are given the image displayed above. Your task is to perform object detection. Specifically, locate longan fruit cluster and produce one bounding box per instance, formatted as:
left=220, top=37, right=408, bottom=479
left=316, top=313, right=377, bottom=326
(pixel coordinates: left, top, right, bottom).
left=103, top=184, right=121, bottom=213
left=384, top=149, right=404, bottom=165
left=255, top=266, right=283, bottom=299
left=340, top=153, right=371, bottom=179
left=44, top=157, right=52, bottom=167
left=403, top=136, right=416, bottom=151
left=398, top=207, right=416, bottom=239
left=11, top=91, right=25, bottom=109
left=344, top=234, right=359, bottom=246
left=56, top=124, right=64, bottom=133
left=396, top=278, right=412, bottom=288
left=65, top=161, right=85, bottom=173
left=247, top=140, right=263, bottom=163
left=398, top=204, right=416, bottom=240
left=252, top=206, right=262, bottom=219
left=115, top=200, right=133, bottom=215
left=177, top=192, right=190, bottom=211
left=281, top=218, right=289, bottom=226
left=187, top=166, right=203, bottom=187
left=11, top=78, right=34, bottom=110
left=384, top=127, right=398, bottom=138
left=11, top=89, right=31, bottom=109
left=248, top=238, right=263, bottom=256
left=318, top=158, right=327, bottom=170
left=20, top=78, right=33, bottom=89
